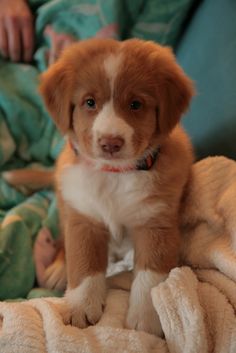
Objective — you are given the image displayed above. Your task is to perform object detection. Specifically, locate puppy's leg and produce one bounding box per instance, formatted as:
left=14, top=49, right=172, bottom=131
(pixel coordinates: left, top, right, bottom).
left=126, top=223, right=180, bottom=336
left=65, top=210, right=109, bottom=328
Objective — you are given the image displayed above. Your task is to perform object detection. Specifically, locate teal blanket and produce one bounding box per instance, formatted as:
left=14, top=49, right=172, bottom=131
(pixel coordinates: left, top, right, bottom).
left=0, top=0, right=193, bottom=299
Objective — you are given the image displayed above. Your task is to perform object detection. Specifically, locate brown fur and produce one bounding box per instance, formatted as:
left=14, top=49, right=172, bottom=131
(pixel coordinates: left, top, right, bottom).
left=42, top=38, right=194, bottom=291
left=64, top=208, right=109, bottom=288
left=132, top=128, right=193, bottom=273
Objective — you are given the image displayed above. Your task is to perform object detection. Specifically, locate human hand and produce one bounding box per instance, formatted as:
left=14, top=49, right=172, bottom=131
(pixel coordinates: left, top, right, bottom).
left=0, top=0, right=34, bottom=63
left=44, top=25, right=76, bottom=66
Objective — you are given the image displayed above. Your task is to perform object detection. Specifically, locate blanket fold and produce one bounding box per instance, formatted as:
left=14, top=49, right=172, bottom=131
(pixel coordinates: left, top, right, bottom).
left=1, top=266, right=236, bottom=353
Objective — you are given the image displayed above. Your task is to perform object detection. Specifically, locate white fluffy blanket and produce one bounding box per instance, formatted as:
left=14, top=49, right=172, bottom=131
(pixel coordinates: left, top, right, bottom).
left=1, top=156, right=236, bottom=353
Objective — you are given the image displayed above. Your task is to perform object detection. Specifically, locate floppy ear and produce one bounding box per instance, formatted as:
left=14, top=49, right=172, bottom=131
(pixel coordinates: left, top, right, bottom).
left=39, top=61, right=74, bottom=134
left=156, top=48, right=195, bottom=135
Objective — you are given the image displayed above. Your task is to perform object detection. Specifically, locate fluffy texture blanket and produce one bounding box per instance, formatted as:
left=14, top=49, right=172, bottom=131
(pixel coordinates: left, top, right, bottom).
left=1, top=156, right=236, bottom=352
left=0, top=267, right=235, bottom=353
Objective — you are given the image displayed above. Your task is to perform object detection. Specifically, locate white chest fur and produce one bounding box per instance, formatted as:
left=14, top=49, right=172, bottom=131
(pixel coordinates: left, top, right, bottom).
left=60, top=164, right=165, bottom=242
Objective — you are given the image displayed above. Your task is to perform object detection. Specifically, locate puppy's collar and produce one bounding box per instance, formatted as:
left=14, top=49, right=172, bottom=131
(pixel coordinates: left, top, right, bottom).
left=69, top=141, right=160, bottom=173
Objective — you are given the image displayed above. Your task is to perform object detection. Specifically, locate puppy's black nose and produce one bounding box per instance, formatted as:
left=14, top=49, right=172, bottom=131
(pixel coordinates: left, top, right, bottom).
left=99, top=136, right=124, bottom=154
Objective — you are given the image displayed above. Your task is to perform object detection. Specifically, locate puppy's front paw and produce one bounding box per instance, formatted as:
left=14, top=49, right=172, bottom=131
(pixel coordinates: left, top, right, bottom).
left=126, top=271, right=166, bottom=336
left=126, top=296, right=162, bottom=336
left=66, top=274, right=107, bottom=328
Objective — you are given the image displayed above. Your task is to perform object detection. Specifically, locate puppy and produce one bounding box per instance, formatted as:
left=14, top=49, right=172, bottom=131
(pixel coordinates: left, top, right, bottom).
left=38, top=39, right=195, bottom=335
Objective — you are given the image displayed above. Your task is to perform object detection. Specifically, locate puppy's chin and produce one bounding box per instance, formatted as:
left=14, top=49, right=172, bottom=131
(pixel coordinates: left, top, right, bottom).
left=85, top=145, right=156, bottom=164
left=96, top=151, right=128, bottom=161
left=78, top=148, right=136, bottom=170
left=90, top=154, right=137, bottom=167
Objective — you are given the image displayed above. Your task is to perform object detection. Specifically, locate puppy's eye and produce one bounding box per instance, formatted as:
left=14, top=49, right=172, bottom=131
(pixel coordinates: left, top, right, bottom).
left=86, top=98, right=96, bottom=109
left=130, top=100, right=142, bottom=110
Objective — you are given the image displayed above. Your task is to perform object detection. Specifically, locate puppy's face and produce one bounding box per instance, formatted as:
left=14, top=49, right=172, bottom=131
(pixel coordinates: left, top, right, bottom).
left=40, top=39, right=194, bottom=163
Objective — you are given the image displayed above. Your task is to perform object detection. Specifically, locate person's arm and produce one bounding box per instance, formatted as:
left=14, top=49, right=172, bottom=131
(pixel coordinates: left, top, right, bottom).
left=0, top=0, right=34, bottom=62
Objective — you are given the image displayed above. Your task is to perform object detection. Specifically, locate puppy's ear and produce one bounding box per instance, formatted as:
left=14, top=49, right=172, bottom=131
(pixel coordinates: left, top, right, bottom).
left=156, top=48, right=195, bottom=135
left=40, top=62, right=74, bottom=134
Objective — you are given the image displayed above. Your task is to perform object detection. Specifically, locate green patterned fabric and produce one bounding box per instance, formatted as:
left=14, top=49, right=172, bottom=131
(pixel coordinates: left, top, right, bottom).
left=0, top=0, right=193, bottom=299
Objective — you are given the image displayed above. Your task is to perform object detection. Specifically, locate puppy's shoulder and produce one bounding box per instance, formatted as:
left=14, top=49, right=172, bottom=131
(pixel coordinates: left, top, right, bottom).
left=163, top=125, right=193, bottom=167
left=154, top=125, right=194, bottom=185
left=169, top=125, right=193, bottom=159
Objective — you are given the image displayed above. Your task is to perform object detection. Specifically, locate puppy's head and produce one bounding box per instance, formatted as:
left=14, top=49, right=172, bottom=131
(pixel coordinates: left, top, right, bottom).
left=40, top=39, right=194, bottom=163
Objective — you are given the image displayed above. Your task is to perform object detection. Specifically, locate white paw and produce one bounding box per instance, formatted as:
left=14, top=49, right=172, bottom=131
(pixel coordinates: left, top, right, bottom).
left=66, top=274, right=107, bottom=328
left=126, top=294, right=162, bottom=336
left=43, top=259, right=67, bottom=291
left=126, top=270, right=166, bottom=336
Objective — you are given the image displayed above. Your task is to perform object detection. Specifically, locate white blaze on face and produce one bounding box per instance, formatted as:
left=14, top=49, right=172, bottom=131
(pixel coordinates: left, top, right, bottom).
left=92, top=54, right=134, bottom=155
left=103, top=53, right=122, bottom=95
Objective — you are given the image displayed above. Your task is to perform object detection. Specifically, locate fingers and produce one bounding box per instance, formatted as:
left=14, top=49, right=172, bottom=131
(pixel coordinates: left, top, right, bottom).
left=0, top=17, right=34, bottom=63
left=0, top=0, right=34, bottom=63
left=21, top=17, right=34, bottom=63
left=45, top=25, right=76, bottom=66
left=6, top=17, right=21, bottom=62
left=48, top=38, right=67, bottom=66
left=48, top=31, right=58, bottom=66
left=45, top=26, right=63, bottom=66
left=0, top=21, right=8, bottom=58
left=48, top=37, right=75, bottom=65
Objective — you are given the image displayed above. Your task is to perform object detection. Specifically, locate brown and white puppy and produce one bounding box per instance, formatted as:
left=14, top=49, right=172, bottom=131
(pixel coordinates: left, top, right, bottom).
left=40, top=38, right=194, bottom=335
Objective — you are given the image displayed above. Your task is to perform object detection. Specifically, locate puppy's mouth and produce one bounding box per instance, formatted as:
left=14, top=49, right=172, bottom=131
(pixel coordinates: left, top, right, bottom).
left=96, top=150, right=124, bottom=160
left=84, top=143, right=138, bottom=168
left=82, top=144, right=160, bottom=173
left=91, top=139, right=153, bottom=164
